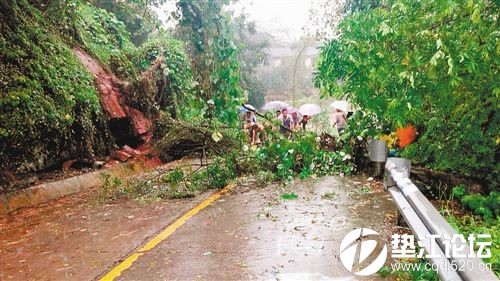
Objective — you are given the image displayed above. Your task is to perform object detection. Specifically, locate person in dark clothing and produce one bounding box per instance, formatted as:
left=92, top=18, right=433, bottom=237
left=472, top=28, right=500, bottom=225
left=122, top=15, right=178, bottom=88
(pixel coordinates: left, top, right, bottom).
left=299, top=115, right=310, bottom=130
left=279, top=108, right=292, bottom=137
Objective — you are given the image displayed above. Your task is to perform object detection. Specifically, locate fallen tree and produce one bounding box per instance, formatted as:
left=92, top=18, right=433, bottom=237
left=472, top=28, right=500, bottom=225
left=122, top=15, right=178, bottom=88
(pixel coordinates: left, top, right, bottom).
left=153, top=113, right=239, bottom=161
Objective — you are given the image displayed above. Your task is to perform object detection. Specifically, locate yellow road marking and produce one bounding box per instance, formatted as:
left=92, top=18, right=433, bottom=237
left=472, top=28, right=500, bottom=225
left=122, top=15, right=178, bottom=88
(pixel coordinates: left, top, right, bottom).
left=99, top=183, right=235, bottom=281
left=100, top=253, right=143, bottom=281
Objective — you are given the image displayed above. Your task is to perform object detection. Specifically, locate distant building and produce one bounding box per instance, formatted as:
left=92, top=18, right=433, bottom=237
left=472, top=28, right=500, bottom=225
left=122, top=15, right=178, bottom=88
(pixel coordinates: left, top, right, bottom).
left=250, top=31, right=321, bottom=100
left=267, top=44, right=319, bottom=69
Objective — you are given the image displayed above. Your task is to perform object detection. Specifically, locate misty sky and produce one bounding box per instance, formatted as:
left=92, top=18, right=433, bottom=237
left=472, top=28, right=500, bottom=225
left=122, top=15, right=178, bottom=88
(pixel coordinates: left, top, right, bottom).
left=229, top=0, right=315, bottom=41
left=156, top=0, right=317, bottom=42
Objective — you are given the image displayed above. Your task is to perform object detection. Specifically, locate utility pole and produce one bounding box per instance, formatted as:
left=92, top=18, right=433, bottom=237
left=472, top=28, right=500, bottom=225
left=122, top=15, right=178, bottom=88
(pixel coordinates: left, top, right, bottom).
left=292, top=45, right=306, bottom=107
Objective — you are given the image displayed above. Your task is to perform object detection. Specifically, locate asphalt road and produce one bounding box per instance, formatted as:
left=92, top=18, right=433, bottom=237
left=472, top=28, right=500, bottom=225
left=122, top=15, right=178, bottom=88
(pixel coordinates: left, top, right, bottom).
left=1, top=175, right=397, bottom=281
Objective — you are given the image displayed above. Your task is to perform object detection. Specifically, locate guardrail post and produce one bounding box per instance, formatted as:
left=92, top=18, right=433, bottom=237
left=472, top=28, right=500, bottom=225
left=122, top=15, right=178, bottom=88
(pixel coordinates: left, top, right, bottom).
left=384, top=157, right=411, bottom=187
left=368, top=139, right=387, bottom=177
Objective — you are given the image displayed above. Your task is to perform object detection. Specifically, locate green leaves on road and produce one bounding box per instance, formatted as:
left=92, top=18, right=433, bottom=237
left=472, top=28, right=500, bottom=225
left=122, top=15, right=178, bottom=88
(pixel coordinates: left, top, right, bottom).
left=280, top=193, right=299, bottom=200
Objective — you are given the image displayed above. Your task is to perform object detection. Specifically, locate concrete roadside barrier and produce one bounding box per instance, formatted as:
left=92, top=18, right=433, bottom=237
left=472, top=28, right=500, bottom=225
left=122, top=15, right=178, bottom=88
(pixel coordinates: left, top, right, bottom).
left=0, top=161, right=155, bottom=215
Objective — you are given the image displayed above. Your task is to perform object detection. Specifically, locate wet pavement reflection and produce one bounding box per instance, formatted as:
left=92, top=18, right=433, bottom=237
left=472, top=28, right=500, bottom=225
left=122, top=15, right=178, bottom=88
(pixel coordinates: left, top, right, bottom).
left=118, top=176, right=396, bottom=280
left=1, top=176, right=396, bottom=280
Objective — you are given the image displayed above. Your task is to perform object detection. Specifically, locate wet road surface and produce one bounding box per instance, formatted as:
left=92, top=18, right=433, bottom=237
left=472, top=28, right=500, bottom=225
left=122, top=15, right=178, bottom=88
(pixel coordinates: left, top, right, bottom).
left=114, top=176, right=396, bottom=281
left=1, top=175, right=397, bottom=280
left=0, top=188, right=213, bottom=280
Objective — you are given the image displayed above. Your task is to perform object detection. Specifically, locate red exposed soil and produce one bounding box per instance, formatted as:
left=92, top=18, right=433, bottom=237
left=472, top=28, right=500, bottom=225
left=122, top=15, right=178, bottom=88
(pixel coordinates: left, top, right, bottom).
left=73, top=47, right=126, bottom=119
left=126, top=107, right=152, bottom=142
left=72, top=47, right=152, bottom=144
left=73, top=46, right=160, bottom=165
left=73, top=46, right=168, bottom=173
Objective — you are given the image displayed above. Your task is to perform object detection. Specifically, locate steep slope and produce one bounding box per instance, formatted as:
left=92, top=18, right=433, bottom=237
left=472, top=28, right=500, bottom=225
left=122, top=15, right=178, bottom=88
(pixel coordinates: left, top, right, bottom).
left=73, top=47, right=152, bottom=147
left=0, top=0, right=201, bottom=192
left=0, top=1, right=114, bottom=189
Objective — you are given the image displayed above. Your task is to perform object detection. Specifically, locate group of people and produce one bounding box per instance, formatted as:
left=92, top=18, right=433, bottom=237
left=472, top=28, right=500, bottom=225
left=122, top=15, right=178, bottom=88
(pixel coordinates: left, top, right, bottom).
left=242, top=107, right=311, bottom=145
left=242, top=106, right=348, bottom=145
left=274, top=108, right=310, bottom=135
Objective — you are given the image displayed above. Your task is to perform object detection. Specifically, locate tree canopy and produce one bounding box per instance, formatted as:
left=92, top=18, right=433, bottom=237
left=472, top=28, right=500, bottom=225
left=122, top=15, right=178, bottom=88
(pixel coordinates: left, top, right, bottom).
left=314, top=0, right=499, bottom=186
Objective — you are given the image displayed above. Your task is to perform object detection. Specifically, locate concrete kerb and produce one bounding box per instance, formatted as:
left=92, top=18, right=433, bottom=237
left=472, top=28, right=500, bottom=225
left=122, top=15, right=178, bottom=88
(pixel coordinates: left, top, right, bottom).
left=0, top=161, right=154, bottom=215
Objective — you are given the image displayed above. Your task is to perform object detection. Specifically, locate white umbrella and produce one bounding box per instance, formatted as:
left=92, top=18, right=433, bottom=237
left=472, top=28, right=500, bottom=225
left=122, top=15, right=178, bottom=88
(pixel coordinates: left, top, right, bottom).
left=298, top=104, right=322, bottom=116
left=330, top=100, right=350, bottom=113
left=238, top=104, right=256, bottom=113
left=238, top=104, right=256, bottom=119
left=261, top=101, right=289, bottom=111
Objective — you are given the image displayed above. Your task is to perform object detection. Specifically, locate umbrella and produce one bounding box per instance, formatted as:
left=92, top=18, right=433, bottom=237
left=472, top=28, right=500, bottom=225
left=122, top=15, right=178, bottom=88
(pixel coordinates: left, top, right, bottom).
left=261, top=101, right=289, bottom=111
left=238, top=104, right=257, bottom=120
left=238, top=104, right=256, bottom=112
left=242, top=104, right=256, bottom=112
left=330, top=100, right=350, bottom=113
left=298, top=103, right=322, bottom=116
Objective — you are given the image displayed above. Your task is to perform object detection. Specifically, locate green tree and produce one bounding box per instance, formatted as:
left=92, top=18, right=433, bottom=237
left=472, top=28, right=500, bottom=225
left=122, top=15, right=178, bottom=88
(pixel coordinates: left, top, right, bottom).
left=315, top=0, right=499, bottom=186
left=174, top=0, right=245, bottom=125
left=89, top=0, right=165, bottom=44
left=231, top=15, right=268, bottom=108
left=133, top=34, right=198, bottom=119
left=306, top=0, right=381, bottom=41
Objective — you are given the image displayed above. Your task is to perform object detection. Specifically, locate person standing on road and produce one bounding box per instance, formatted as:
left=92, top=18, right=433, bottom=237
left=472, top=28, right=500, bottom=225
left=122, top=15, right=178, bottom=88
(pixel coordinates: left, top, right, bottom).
left=299, top=115, right=310, bottom=130
left=332, top=108, right=347, bottom=133
left=279, top=108, right=292, bottom=137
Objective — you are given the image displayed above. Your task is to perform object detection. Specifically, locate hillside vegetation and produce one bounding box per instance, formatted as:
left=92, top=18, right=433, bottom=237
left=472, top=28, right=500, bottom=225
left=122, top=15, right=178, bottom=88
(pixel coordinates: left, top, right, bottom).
left=0, top=0, right=212, bottom=188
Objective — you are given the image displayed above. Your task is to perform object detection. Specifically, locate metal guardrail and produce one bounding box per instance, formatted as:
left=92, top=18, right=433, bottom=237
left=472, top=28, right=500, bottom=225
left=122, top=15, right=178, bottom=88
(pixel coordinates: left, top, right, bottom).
left=385, top=157, right=498, bottom=281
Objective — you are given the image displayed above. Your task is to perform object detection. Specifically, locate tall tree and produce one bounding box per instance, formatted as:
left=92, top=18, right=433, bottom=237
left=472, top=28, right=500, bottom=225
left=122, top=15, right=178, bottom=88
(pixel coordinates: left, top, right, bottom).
left=231, top=15, right=268, bottom=108
left=89, top=0, right=165, bottom=44
left=315, top=0, right=499, bottom=185
left=173, top=0, right=244, bottom=125
left=306, top=0, right=381, bottom=41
